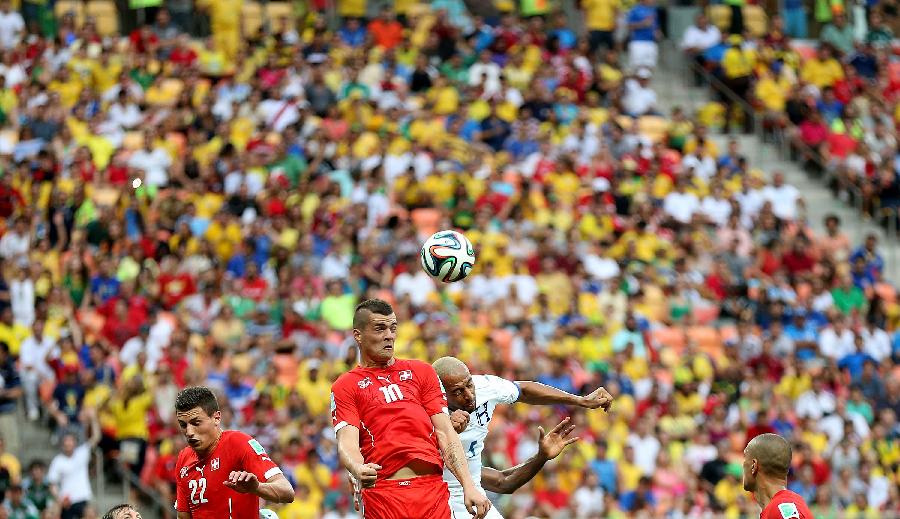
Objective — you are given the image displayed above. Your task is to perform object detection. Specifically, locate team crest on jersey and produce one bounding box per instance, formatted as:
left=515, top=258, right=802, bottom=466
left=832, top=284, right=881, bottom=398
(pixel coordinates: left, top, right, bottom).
left=777, top=503, right=800, bottom=519
left=211, top=458, right=219, bottom=471
left=248, top=439, right=267, bottom=455
left=358, top=377, right=372, bottom=389
left=400, top=370, right=413, bottom=381
left=179, top=467, right=189, bottom=479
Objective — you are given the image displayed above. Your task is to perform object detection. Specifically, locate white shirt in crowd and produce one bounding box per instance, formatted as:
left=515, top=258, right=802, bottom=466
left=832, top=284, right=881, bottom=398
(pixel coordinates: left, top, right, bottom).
left=794, top=389, right=836, bottom=420
left=627, top=433, right=661, bottom=476
left=699, top=195, right=732, bottom=227
left=392, top=270, right=435, bottom=307
left=622, top=78, right=658, bottom=116
left=10, top=277, right=35, bottom=327
left=680, top=24, right=722, bottom=51
left=47, top=444, right=94, bottom=505
left=663, top=190, right=700, bottom=224
left=128, top=147, right=172, bottom=187
left=861, top=327, right=891, bottom=362
left=681, top=154, right=717, bottom=182
left=818, top=327, right=856, bottom=360
left=0, top=230, right=29, bottom=260
left=0, top=9, right=24, bottom=50
left=762, top=183, right=801, bottom=220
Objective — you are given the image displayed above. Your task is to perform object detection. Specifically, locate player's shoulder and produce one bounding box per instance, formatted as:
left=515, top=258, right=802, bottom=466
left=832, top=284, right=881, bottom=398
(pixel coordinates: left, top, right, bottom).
left=766, top=490, right=812, bottom=519
left=397, top=358, right=435, bottom=373
left=332, top=367, right=370, bottom=388
left=175, top=446, right=197, bottom=471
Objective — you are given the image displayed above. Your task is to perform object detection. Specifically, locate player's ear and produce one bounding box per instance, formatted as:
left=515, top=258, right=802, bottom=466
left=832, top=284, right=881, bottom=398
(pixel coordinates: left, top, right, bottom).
left=352, top=327, right=362, bottom=346
left=212, top=410, right=222, bottom=425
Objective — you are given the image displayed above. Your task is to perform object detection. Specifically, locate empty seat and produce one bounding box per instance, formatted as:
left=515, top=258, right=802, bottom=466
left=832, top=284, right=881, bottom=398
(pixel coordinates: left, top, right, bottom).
left=86, top=0, right=118, bottom=36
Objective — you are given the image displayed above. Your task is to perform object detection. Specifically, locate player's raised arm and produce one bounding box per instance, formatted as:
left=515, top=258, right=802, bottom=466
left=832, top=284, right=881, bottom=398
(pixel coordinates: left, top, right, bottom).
left=516, top=381, right=613, bottom=410
left=480, top=417, right=579, bottom=494
left=332, top=378, right=382, bottom=488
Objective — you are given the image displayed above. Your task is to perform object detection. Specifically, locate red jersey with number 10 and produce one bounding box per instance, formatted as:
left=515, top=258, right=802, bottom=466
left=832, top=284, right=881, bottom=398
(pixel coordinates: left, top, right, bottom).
left=760, top=489, right=813, bottom=519
left=331, top=358, right=448, bottom=478
left=175, top=430, right=283, bottom=518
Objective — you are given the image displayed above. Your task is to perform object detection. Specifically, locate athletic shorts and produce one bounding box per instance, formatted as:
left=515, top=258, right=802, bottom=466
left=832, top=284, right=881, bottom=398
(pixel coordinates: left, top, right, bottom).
left=450, top=490, right=504, bottom=519
left=361, top=474, right=451, bottom=519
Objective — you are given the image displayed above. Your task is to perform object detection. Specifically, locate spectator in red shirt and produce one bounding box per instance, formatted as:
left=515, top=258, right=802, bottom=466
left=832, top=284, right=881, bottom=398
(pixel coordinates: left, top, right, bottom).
left=744, top=411, right=776, bottom=447
left=100, top=299, right=140, bottom=350
left=782, top=238, right=816, bottom=276
left=238, top=262, right=269, bottom=302
left=157, top=258, right=196, bottom=310
left=748, top=339, right=785, bottom=382
left=534, top=473, right=570, bottom=513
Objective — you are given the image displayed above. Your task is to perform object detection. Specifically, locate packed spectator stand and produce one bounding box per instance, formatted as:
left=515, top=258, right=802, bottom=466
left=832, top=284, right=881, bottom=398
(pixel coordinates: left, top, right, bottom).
left=0, top=0, right=898, bottom=517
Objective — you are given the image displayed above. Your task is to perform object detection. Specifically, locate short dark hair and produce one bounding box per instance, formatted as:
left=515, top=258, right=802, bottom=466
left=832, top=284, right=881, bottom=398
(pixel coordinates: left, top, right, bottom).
left=175, top=386, right=220, bottom=416
left=353, top=299, right=394, bottom=330
left=102, top=504, right=137, bottom=519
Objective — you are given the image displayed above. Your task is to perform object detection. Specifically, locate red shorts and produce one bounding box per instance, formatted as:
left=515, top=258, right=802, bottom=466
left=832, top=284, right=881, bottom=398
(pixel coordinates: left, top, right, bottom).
left=361, top=474, right=451, bottom=519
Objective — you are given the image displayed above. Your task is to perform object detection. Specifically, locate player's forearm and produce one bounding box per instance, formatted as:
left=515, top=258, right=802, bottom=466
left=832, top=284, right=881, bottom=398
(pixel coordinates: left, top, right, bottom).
left=336, top=430, right=365, bottom=473
left=515, top=381, right=582, bottom=406
left=435, top=425, right=477, bottom=490
left=490, top=450, right=551, bottom=494
left=255, top=476, right=295, bottom=503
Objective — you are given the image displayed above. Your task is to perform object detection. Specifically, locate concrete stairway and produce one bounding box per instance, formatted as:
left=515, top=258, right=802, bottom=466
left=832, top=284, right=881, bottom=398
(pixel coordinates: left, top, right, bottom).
left=650, top=44, right=900, bottom=282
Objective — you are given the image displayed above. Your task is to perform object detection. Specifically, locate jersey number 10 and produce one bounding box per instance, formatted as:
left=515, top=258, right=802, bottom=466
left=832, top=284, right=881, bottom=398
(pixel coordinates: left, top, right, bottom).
left=379, top=384, right=404, bottom=403
left=189, top=478, right=209, bottom=505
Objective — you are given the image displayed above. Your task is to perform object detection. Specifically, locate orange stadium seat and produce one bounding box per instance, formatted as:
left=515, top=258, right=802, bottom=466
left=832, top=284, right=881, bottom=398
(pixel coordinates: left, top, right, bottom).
left=274, top=354, right=299, bottom=386
left=411, top=207, right=441, bottom=238
left=687, top=326, right=723, bottom=359
left=637, top=115, right=668, bottom=143
left=652, top=327, right=687, bottom=353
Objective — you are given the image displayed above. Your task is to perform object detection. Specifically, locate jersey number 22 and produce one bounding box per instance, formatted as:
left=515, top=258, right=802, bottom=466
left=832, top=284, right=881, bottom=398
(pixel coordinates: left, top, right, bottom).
left=189, top=478, right=208, bottom=505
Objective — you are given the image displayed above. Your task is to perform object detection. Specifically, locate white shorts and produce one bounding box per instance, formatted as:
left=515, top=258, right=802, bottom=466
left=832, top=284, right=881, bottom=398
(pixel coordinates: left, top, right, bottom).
left=449, top=494, right=505, bottom=519
left=628, top=40, right=659, bottom=69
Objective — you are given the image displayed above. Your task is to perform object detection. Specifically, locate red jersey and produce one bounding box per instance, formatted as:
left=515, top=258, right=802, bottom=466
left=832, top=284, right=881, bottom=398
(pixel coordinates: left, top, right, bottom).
left=760, top=489, right=813, bottom=519
left=331, top=359, right=448, bottom=478
left=175, top=430, right=282, bottom=518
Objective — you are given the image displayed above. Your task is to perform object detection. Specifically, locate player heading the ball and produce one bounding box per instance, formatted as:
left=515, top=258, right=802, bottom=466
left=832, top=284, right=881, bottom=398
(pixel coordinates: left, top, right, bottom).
left=174, top=386, right=295, bottom=518
left=331, top=299, right=492, bottom=519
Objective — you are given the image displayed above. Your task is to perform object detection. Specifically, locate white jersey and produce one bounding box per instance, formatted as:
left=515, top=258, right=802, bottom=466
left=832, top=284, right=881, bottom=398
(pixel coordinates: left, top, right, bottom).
left=443, top=374, right=521, bottom=498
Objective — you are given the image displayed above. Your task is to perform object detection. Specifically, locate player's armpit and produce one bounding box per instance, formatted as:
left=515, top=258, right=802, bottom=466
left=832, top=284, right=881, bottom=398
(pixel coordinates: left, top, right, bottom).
left=177, top=512, right=191, bottom=519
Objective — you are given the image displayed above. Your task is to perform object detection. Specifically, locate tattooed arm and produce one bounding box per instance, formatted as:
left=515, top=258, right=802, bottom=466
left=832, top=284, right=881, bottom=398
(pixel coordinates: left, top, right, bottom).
left=431, top=413, right=491, bottom=519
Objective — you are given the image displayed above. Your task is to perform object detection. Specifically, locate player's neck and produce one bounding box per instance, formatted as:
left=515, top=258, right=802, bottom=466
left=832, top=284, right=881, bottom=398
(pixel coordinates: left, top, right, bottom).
left=194, top=429, right=224, bottom=459
left=360, top=356, right=396, bottom=369
left=755, top=477, right=787, bottom=510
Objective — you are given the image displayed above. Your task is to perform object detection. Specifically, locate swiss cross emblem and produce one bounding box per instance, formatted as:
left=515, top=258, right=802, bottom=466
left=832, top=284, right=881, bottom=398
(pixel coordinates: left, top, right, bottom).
left=400, top=370, right=413, bottom=381
left=179, top=467, right=188, bottom=479
left=211, top=458, right=220, bottom=471
left=358, top=377, right=372, bottom=389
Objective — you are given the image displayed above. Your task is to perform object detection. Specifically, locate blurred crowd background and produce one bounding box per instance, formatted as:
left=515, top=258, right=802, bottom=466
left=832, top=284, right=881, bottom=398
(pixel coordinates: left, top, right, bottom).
left=0, top=0, right=899, bottom=517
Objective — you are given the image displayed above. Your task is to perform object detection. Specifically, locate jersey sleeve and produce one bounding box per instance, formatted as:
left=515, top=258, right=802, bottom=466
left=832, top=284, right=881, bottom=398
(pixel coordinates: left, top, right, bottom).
left=236, top=433, right=283, bottom=482
left=480, top=374, right=521, bottom=404
left=415, top=362, right=449, bottom=417
left=174, top=454, right=188, bottom=513
left=331, top=376, right=360, bottom=433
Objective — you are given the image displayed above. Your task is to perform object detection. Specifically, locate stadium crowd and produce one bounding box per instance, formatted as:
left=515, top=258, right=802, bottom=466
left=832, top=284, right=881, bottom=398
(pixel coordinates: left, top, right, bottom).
left=0, top=0, right=898, bottom=517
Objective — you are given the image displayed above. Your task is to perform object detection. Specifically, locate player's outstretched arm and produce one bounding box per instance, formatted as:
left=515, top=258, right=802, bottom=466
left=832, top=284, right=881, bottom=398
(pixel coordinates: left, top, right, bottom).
left=223, top=471, right=294, bottom=503
left=431, top=413, right=492, bottom=519
left=336, top=425, right=381, bottom=488
left=481, top=417, right=579, bottom=494
left=516, top=381, right=613, bottom=411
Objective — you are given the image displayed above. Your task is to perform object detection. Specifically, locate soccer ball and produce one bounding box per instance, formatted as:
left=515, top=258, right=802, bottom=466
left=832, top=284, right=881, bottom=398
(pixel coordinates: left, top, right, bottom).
left=420, top=230, right=476, bottom=283
left=259, top=509, right=280, bottom=519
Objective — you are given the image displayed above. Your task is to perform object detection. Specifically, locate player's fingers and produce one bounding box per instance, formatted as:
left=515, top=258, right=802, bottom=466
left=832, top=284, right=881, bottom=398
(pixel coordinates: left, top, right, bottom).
left=564, top=436, right=580, bottom=446
left=562, top=425, right=577, bottom=437
left=537, top=426, right=545, bottom=440
left=550, top=417, right=571, bottom=434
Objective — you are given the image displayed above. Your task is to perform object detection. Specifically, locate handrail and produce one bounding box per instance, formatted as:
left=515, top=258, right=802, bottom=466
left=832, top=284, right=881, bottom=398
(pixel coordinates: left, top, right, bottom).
left=683, top=54, right=760, bottom=135
left=118, top=460, right=172, bottom=518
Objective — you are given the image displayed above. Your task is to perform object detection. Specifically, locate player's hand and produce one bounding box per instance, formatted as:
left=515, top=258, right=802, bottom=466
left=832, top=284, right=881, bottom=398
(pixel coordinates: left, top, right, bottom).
left=579, top=386, right=613, bottom=411
left=463, top=487, right=491, bottom=519
left=450, top=409, right=470, bottom=433
left=537, top=417, right=579, bottom=460
left=351, top=462, right=381, bottom=488
left=223, top=471, right=260, bottom=494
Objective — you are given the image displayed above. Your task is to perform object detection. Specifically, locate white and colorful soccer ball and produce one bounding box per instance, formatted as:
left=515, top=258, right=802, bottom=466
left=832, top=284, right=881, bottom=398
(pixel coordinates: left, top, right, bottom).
left=260, top=509, right=280, bottom=519
left=420, top=230, right=476, bottom=283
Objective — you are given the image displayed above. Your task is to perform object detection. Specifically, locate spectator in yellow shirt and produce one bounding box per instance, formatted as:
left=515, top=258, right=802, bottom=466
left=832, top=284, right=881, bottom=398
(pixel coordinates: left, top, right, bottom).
left=800, top=44, right=844, bottom=89
left=583, top=0, right=619, bottom=53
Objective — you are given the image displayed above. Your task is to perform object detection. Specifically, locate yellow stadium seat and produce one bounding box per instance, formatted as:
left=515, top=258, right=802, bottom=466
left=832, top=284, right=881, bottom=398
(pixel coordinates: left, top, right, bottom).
left=242, top=2, right=264, bottom=38
left=55, top=0, right=86, bottom=27
left=707, top=5, right=730, bottom=31
left=744, top=5, right=768, bottom=38
left=86, top=0, right=119, bottom=36
left=265, top=1, right=294, bottom=26
left=637, top=115, right=668, bottom=143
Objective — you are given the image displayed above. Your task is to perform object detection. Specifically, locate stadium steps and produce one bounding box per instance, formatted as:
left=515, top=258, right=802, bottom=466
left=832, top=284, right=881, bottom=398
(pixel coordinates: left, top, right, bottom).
left=15, top=408, right=133, bottom=517
left=652, top=44, right=900, bottom=282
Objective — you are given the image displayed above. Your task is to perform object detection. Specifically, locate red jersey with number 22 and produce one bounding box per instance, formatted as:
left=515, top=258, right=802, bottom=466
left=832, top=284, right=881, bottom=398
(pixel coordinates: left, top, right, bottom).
left=175, top=430, right=283, bottom=518
left=760, top=489, right=813, bottom=519
left=331, top=358, right=448, bottom=478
